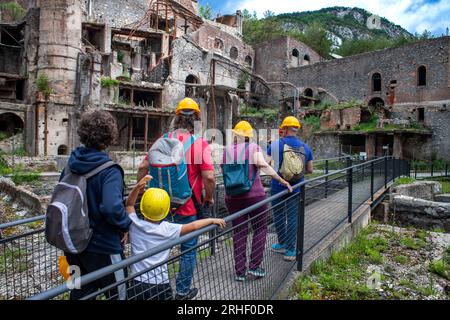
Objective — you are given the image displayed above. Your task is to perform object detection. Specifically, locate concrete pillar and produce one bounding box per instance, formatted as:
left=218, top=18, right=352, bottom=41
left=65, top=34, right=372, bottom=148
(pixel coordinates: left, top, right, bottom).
left=365, top=134, right=376, bottom=159
left=161, top=34, right=170, bottom=58
left=393, top=134, right=404, bottom=159
left=103, top=25, right=111, bottom=54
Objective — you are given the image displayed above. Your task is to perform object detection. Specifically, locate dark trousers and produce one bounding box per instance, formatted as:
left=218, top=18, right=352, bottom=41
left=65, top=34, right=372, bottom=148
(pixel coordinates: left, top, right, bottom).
left=65, top=251, right=127, bottom=300
left=225, top=195, right=268, bottom=276
left=128, top=280, right=173, bottom=300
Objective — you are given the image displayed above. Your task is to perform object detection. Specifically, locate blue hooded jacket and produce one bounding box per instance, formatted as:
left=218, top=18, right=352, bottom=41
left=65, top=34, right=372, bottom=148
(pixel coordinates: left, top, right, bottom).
left=62, top=147, right=132, bottom=255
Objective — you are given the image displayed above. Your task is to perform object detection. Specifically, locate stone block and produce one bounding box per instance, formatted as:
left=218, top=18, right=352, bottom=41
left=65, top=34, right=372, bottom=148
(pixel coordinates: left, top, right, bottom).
left=392, top=181, right=441, bottom=201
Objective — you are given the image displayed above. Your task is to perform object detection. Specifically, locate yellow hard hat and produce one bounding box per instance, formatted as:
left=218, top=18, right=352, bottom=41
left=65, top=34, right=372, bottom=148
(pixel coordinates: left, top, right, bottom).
left=232, top=120, right=254, bottom=138
left=176, top=98, right=201, bottom=115
left=280, top=116, right=301, bottom=129
left=140, top=188, right=171, bottom=222
left=58, top=256, right=70, bottom=280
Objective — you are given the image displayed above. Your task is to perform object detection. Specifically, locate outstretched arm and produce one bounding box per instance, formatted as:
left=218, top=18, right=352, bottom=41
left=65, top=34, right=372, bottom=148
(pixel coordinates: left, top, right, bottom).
left=254, top=151, right=293, bottom=192
left=180, top=218, right=226, bottom=236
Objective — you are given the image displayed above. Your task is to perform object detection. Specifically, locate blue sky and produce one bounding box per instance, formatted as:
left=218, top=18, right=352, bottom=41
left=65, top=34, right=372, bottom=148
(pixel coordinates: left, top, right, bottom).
left=198, top=0, right=449, bottom=36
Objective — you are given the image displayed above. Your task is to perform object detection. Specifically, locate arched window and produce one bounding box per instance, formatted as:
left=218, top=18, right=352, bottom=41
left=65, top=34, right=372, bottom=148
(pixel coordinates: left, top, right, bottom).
left=245, top=55, right=252, bottom=67
left=230, top=47, right=238, bottom=59
left=372, top=73, right=382, bottom=92
left=368, top=97, right=385, bottom=108
left=0, top=112, right=24, bottom=138
left=417, top=66, right=427, bottom=86
left=58, top=145, right=69, bottom=155
left=304, top=88, right=313, bottom=97
left=214, top=38, right=223, bottom=51
left=185, top=74, right=199, bottom=97
left=303, top=54, right=310, bottom=65
left=290, top=49, right=300, bottom=67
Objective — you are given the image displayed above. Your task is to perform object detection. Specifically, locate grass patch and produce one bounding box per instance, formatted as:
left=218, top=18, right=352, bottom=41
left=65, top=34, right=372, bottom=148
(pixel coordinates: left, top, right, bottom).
left=400, top=237, right=426, bottom=250
left=0, top=247, right=28, bottom=273
left=101, top=77, right=120, bottom=87
left=394, top=255, right=409, bottom=265
left=429, top=247, right=449, bottom=280
left=394, top=177, right=416, bottom=187
left=303, top=115, right=321, bottom=132
left=10, top=164, right=41, bottom=185
left=197, top=249, right=211, bottom=262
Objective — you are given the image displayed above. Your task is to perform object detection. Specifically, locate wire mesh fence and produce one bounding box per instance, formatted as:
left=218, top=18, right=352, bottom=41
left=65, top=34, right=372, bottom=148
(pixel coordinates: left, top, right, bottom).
left=0, top=157, right=414, bottom=300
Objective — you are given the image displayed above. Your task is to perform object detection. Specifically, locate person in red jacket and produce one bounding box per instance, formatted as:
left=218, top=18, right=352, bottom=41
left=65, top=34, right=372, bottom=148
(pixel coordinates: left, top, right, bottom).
left=136, top=98, right=215, bottom=300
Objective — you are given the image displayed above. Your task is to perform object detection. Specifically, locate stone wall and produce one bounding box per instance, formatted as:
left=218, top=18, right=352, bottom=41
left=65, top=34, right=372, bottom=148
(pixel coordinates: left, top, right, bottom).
left=83, top=0, right=149, bottom=29
left=286, top=37, right=450, bottom=105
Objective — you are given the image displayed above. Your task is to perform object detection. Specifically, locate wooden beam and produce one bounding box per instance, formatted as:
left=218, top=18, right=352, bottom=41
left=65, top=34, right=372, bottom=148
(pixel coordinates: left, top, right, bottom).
left=144, top=113, right=149, bottom=151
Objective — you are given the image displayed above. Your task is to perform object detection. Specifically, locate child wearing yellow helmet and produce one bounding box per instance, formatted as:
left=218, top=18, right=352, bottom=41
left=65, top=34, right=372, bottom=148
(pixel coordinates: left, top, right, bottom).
left=125, top=175, right=226, bottom=300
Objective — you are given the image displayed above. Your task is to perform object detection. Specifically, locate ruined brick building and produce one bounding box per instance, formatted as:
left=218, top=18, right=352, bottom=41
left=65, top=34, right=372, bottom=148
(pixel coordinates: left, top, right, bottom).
left=0, top=0, right=449, bottom=161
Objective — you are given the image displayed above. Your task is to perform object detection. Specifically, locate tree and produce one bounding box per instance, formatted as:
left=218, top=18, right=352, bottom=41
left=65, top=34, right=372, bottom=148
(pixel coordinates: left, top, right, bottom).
left=289, top=22, right=333, bottom=58
left=199, top=2, right=213, bottom=20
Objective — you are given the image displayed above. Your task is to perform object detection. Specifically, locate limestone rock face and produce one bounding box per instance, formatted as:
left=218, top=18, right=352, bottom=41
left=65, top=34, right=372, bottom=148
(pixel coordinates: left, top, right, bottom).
left=392, top=195, right=450, bottom=218
left=392, top=181, right=441, bottom=201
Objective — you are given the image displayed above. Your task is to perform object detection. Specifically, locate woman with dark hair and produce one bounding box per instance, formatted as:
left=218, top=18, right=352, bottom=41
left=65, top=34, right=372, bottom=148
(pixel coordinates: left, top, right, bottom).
left=223, top=121, right=292, bottom=281
left=64, top=110, right=131, bottom=300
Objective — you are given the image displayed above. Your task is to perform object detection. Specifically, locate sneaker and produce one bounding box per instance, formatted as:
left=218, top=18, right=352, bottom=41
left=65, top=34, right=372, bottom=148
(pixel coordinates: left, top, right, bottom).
left=271, top=243, right=286, bottom=254
left=174, top=288, right=199, bottom=300
left=235, top=274, right=247, bottom=282
left=283, top=249, right=296, bottom=261
left=248, top=267, right=266, bottom=278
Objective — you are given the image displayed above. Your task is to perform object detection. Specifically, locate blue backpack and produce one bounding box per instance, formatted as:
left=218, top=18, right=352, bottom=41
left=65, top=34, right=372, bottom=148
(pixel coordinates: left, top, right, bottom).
left=221, top=143, right=257, bottom=196
left=148, top=132, right=198, bottom=208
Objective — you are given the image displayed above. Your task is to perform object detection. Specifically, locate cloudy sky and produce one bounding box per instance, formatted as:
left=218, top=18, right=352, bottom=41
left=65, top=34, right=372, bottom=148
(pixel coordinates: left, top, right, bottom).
left=198, top=0, right=449, bottom=36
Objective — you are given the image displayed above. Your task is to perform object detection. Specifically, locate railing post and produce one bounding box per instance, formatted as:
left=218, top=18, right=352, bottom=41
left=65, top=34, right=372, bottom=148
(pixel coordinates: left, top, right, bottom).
left=297, top=184, right=306, bottom=271
left=392, top=157, right=396, bottom=181
left=431, top=162, right=434, bottom=177
left=324, top=160, right=329, bottom=198
left=210, top=188, right=219, bottom=256
left=347, top=166, right=353, bottom=223
left=446, top=163, right=448, bottom=177
left=384, top=157, right=388, bottom=188
left=370, top=161, right=374, bottom=202
left=415, top=162, right=417, bottom=179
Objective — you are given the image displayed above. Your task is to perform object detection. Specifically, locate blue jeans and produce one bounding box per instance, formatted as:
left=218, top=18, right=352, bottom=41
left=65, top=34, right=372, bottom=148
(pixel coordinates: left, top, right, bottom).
left=169, top=214, right=198, bottom=295
left=271, top=191, right=299, bottom=252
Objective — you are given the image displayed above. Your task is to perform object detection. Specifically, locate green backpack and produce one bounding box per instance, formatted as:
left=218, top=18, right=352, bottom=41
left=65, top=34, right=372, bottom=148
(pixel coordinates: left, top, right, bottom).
left=221, top=144, right=257, bottom=196
left=279, top=139, right=306, bottom=184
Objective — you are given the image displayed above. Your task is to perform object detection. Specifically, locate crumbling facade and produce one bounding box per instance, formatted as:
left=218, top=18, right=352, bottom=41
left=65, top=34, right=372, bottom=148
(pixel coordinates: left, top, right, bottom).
left=0, top=0, right=449, bottom=162
left=257, top=36, right=450, bottom=161
left=0, top=0, right=255, bottom=155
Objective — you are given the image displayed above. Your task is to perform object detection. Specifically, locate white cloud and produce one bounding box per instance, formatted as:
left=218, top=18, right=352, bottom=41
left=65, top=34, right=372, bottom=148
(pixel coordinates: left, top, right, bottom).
left=235, top=0, right=450, bottom=35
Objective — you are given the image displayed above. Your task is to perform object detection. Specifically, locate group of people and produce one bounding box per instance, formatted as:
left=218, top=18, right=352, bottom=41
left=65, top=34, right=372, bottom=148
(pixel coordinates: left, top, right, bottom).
left=57, top=97, right=313, bottom=301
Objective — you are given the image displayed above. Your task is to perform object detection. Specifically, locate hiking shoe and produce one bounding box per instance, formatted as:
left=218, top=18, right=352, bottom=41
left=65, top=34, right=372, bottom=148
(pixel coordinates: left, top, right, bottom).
left=283, top=249, right=296, bottom=261
left=235, top=274, right=247, bottom=282
left=174, top=288, right=199, bottom=300
left=248, top=267, right=266, bottom=278
left=271, top=243, right=286, bottom=253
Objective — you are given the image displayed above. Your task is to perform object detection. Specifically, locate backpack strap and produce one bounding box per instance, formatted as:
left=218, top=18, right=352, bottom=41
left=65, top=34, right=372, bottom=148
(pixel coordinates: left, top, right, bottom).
left=84, top=161, right=116, bottom=179
left=182, top=134, right=199, bottom=153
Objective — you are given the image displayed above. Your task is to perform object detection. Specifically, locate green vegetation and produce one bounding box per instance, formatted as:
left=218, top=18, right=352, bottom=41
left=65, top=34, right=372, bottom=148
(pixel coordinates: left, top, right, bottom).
left=287, top=22, right=333, bottom=58
left=239, top=104, right=278, bottom=122
left=101, top=77, right=120, bottom=88
left=36, top=74, right=52, bottom=98
left=294, top=226, right=388, bottom=300
left=394, top=255, right=409, bottom=265
left=117, top=51, right=125, bottom=63
left=352, top=114, right=378, bottom=132
left=242, top=7, right=432, bottom=58
left=237, top=72, right=251, bottom=90
left=400, top=237, right=426, bottom=250
left=394, top=177, right=416, bottom=187
left=0, top=2, right=26, bottom=21
left=429, top=246, right=450, bottom=280
left=0, top=161, right=41, bottom=184
left=0, top=247, right=27, bottom=273
left=197, top=249, right=211, bottom=262
left=199, top=2, right=213, bottom=20
left=302, top=115, right=321, bottom=132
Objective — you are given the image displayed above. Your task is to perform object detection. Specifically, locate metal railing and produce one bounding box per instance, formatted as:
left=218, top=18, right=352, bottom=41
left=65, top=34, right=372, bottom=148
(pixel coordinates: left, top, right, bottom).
left=0, top=157, right=409, bottom=300
left=410, top=160, right=450, bottom=179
